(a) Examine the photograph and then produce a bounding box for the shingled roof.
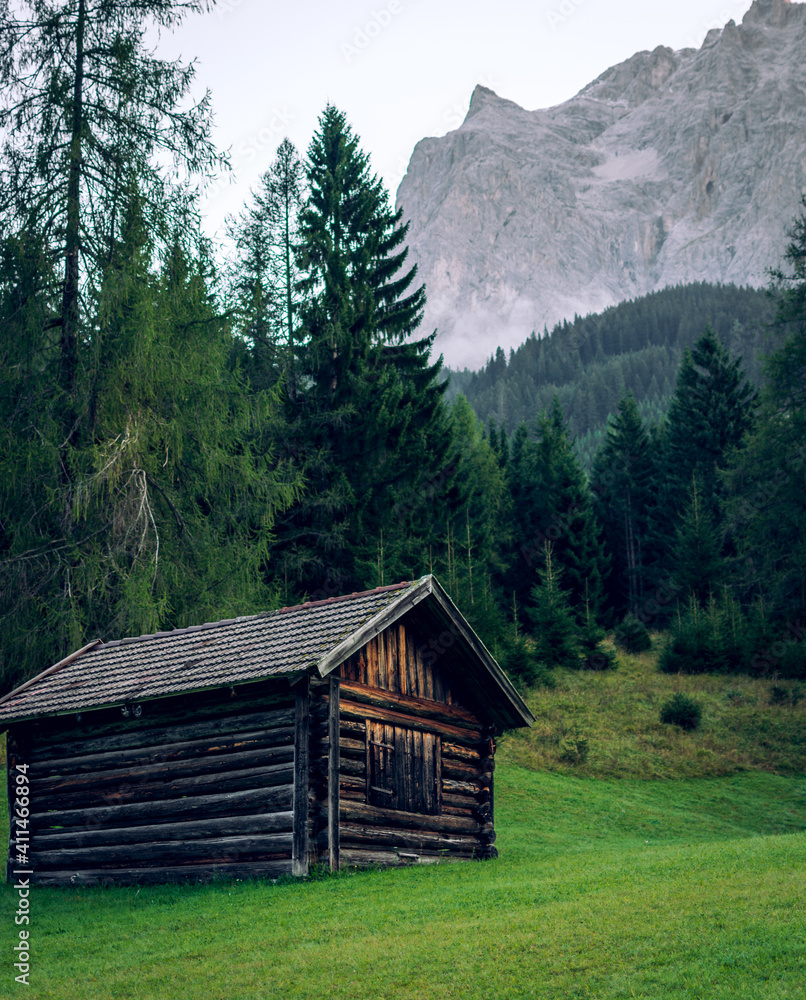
[0,576,534,728]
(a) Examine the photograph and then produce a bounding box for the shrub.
[660,692,702,731]
[658,596,735,674]
[498,631,555,689]
[614,614,652,654]
[770,684,790,705]
[576,619,618,671]
[770,683,804,706]
[559,734,589,764]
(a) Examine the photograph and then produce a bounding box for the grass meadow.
[1,646,805,999]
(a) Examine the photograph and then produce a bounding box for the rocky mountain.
[396,0,806,369]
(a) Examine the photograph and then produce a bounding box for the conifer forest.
[1,0,805,697]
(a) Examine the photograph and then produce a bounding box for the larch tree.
[0,0,219,410]
[0,4,301,691]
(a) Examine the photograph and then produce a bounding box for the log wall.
[12,685,298,886]
[332,620,497,868]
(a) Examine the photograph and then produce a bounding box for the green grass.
[500,640,806,778]
[2,766,805,999]
[2,648,805,999]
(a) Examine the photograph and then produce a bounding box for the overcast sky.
[157,0,757,241]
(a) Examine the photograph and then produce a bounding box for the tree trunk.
[60,0,86,407]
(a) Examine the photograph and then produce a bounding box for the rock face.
[396,0,806,368]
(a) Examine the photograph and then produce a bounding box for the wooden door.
[367,721,440,815]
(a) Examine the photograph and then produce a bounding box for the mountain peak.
[464,84,524,124]
[742,0,795,25]
[397,3,806,368]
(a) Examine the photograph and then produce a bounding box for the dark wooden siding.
[339,622,463,705]
[13,685,297,886]
[334,618,497,868]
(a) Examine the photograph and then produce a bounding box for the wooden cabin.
[1,575,533,886]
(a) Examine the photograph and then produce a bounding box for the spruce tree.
[723,199,806,619]
[656,325,755,555]
[591,390,657,618]
[526,543,581,669]
[274,106,450,597]
[671,474,726,605]
[227,138,304,385]
[507,399,608,622]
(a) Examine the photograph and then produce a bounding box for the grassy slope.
[1,650,805,999]
[499,641,806,779]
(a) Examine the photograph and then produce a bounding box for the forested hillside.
[449,283,773,468]
[0,1,804,700]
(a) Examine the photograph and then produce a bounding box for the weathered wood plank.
[339,848,474,868]
[441,804,476,818]
[33,832,295,869]
[442,742,483,764]
[31,708,295,762]
[293,680,310,877]
[31,763,295,812]
[29,680,294,742]
[338,681,480,727]
[442,778,479,796]
[442,791,479,809]
[394,624,406,696]
[337,770,363,790]
[339,800,479,835]
[442,759,482,782]
[339,757,366,778]
[31,745,295,798]
[327,675,340,872]
[28,859,295,887]
[339,698,481,744]
[32,810,295,851]
[31,784,293,834]
[338,822,478,852]
[32,727,295,778]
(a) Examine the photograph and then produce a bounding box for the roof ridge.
[88,580,419,651]
[276,579,413,615]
